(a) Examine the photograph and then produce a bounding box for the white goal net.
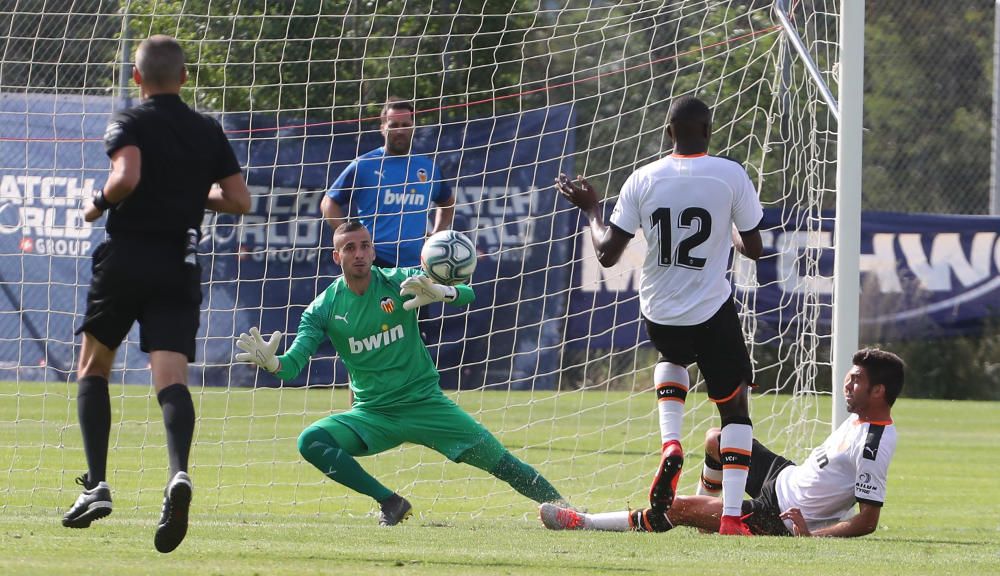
[1,0,840,520]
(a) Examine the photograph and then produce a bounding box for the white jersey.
[609,154,763,325]
[775,414,897,533]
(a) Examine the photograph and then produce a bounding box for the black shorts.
[643,298,754,401]
[740,439,795,536]
[76,238,202,361]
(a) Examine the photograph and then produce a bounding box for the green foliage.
[0,0,119,93]
[125,0,553,123]
[877,320,1000,401]
[864,2,993,214]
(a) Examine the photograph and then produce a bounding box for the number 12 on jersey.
[650,207,712,269]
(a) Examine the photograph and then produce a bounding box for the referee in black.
[62,35,250,554]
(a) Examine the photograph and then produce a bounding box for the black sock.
[157,384,195,477]
[78,376,111,485]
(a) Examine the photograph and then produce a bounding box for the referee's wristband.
[92,189,116,211]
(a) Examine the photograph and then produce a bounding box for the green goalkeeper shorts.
[310,392,506,467]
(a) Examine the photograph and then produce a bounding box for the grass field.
[1,381,998,575]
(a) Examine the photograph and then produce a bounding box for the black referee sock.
[157,384,195,477]
[78,375,111,485]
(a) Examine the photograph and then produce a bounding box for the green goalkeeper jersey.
[275,266,474,408]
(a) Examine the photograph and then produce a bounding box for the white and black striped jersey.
[609,153,763,326]
[775,414,897,533]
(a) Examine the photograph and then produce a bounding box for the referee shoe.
[154,471,193,553]
[62,474,113,528]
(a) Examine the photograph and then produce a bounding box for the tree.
[864,2,992,214]
[0,0,120,94]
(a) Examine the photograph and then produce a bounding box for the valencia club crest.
[417,168,428,183]
[380,297,395,314]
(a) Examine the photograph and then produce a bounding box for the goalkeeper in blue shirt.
[235,221,566,525]
[320,98,455,267]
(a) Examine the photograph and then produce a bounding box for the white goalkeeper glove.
[235,327,282,373]
[399,275,457,311]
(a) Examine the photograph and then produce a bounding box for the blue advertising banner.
[566,208,1000,349]
[4,93,997,388]
[0,93,575,388]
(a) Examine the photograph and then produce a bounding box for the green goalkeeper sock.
[297,426,393,503]
[488,452,563,504]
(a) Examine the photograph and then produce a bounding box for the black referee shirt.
[102,93,242,239]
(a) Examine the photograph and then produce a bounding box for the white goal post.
[0,1,853,519]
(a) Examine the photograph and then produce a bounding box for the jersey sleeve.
[211,119,242,181]
[275,292,333,381]
[854,425,895,507]
[327,161,358,206]
[431,162,454,203]
[609,172,640,237]
[103,111,138,157]
[731,168,764,233]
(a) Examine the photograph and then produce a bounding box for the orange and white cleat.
[718,514,753,536]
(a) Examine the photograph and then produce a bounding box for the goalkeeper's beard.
[342,257,372,282]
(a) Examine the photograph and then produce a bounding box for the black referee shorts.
[76,238,202,361]
[643,298,754,402]
[740,439,795,536]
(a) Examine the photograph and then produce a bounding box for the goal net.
[1,1,839,521]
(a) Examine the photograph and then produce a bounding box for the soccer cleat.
[378,493,413,526]
[539,502,587,530]
[648,440,684,512]
[154,471,193,553]
[62,474,113,528]
[719,514,753,536]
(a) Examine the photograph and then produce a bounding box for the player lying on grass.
[236,220,568,525]
[540,348,903,537]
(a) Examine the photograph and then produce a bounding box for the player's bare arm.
[781,502,882,538]
[85,146,140,222]
[320,195,347,231]
[731,225,763,261]
[430,194,456,235]
[206,173,251,214]
[554,173,631,267]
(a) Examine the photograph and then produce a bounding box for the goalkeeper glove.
[235,327,282,373]
[399,275,457,311]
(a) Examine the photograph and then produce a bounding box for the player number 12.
[650,207,712,269]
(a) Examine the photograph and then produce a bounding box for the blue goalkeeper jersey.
[327,147,453,267]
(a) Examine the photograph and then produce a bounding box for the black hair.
[334,220,369,238]
[381,97,415,121]
[667,95,711,142]
[853,348,905,406]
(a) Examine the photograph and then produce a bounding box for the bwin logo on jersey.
[348,324,404,354]
[383,189,426,206]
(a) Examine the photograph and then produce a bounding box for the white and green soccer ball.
[420,230,477,286]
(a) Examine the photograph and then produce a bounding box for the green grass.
[1,381,998,575]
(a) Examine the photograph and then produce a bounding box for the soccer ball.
[420,230,477,286]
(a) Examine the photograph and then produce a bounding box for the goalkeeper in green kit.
[235,221,567,525]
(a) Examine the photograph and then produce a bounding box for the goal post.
[831,0,865,428]
[0,1,850,519]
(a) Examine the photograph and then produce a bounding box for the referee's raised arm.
[67,34,248,555]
